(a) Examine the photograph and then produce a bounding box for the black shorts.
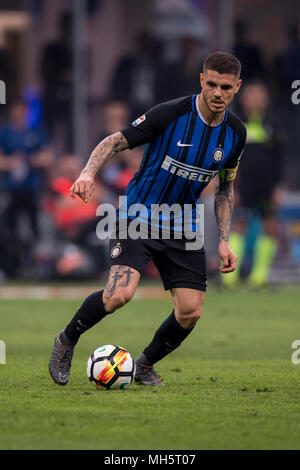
[109,235,207,292]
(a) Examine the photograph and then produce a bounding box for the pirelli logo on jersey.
[161,155,218,182]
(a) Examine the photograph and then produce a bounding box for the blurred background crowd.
[0,0,299,285]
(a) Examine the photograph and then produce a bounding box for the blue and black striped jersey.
[122,95,246,208]
[120,94,246,232]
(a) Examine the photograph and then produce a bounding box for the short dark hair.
[203,51,241,77]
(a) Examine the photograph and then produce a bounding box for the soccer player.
[49,52,246,386]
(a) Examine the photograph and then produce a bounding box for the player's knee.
[187,307,203,326]
[176,304,203,329]
[175,292,205,316]
[103,288,134,313]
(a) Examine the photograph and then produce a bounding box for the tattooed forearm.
[104,265,135,297]
[214,177,234,242]
[123,267,135,286]
[81,132,129,177]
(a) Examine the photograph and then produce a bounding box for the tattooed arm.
[215,175,234,242]
[214,175,237,273]
[70,131,129,202]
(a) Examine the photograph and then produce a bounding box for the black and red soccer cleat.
[135,362,165,386]
[48,331,76,385]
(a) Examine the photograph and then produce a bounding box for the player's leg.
[135,288,205,386]
[64,265,140,342]
[171,287,206,329]
[135,239,207,386]
[48,265,140,385]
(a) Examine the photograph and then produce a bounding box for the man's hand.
[218,240,237,273]
[68,131,129,203]
[70,172,95,203]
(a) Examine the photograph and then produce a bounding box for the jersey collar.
[195,94,227,127]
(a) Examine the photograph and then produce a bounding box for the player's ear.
[200,73,203,86]
[235,79,242,94]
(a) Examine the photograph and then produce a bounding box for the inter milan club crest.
[111,244,122,258]
[212,147,224,162]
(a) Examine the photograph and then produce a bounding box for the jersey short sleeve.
[219,122,247,183]
[226,124,247,169]
[121,96,192,149]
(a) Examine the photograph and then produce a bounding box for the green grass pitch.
[1,286,300,450]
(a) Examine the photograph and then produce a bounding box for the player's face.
[200,69,242,114]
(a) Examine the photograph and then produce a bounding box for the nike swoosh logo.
[177,140,194,147]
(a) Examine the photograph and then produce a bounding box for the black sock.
[64,290,110,343]
[140,310,194,365]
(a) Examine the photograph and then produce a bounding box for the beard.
[202,91,232,114]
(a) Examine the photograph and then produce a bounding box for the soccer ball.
[87,345,135,390]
